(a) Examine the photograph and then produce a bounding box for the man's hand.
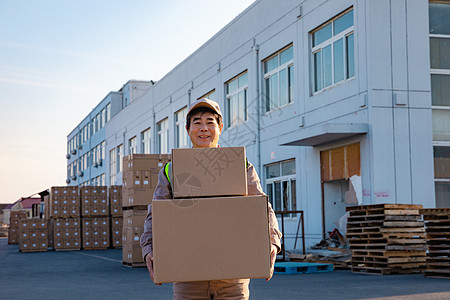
[266,244,278,281]
[145,254,162,285]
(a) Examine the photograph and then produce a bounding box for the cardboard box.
[152,195,270,283]
[123,209,147,228]
[171,147,247,198]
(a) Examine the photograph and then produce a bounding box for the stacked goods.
[152,147,271,284]
[81,186,108,217]
[122,210,147,266]
[19,219,48,252]
[82,217,110,250]
[111,217,123,248]
[8,211,27,244]
[80,186,109,249]
[122,154,171,267]
[53,218,81,250]
[109,186,123,216]
[122,154,171,207]
[347,204,426,275]
[421,208,450,279]
[109,186,123,248]
[49,186,81,251]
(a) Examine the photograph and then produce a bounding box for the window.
[264,45,294,112]
[117,144,123,172]
[198,90,216,101]
[141,128,151,154]
[265,160,296,217]
[312,8,354,93]
[101,174,105,186]
[129,136,137,155]
[123,97,129,109]
[175,108,189,148]
[226,72,248,127]
[110,148,117,185]
[101,108,106,128]
[101,141,105,162]
[158,118,169,154]
[106,103,111,122]
[430,1,450,207]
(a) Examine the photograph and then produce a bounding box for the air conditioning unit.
[66,154,71,159]
[78,144,83,150]
[71,175,77,180]
[66,179,71,184]
[78,171,84,177]
[94,162,98,168]
[71,149,77,155]
[98,159,103,166]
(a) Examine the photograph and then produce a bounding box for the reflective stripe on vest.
[164,158,248,183]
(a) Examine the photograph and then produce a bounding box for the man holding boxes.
[140,98,282,299]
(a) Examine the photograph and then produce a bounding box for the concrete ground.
[1,238,449,300]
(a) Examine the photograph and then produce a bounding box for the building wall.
[72,0,437,248]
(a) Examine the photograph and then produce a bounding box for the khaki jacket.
[140,161,282,260]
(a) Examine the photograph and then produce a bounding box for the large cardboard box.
[171,147,247,198]
[152,195,270,283]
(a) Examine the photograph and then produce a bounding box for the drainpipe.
[253,41,262,175]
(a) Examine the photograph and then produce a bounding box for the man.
[140,98,282,299]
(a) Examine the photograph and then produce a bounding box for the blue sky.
[0,0,255,203]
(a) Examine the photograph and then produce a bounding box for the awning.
[279,123,369,146]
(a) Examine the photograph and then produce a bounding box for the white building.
[67,0,449,248]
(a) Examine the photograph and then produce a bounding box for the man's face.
[186,111,223,148]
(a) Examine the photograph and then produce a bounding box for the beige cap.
[188,98,222,117]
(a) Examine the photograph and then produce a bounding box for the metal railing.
[274,210,306,261]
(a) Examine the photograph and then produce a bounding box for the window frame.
[141,128,151,154]
[175,107,188,148]
[263,44,294,112]
[110,148,117,185]
[264,159,297,218]
[311,8,355,94]
[225,71,248,128]
[157,118,169,154]
[128,136,137,155]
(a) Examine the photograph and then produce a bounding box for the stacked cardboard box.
[80,186,110,249]
[122,210,147,265]
[152,147,271,283]
[109,186,123,248]
[109,186,123,216]
[122,154,171,207]
[82,217,110,250]
[121,154,171,267]
[53,218,81,250]
[111,217,123,248]
[19,219,48,252]
[8,211,28,244]
[81,186,108,217]
[49,186,81,251]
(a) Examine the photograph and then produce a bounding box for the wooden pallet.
[348,204,426,275]
[122,261,146,268]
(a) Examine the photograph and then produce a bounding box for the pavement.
[1,238,450,300]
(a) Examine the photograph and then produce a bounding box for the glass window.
[117,144,123,172]
[129,136,137,155]
[429,2,450,35]
[434,146,450,178]
[432,109,450,142]
[226,71,248,127]
[110,148,116,185]
[106,103,111,122]
[158,118,169,154]
[101,109,106,128]
[199,90,216,101]
[430,38,450,70]
[431,74,450,106]
[141,128,151,154]
[265,159,297,217]
[175,108,188,148]
[435,182,450,208]
[264,45,294,112]
[311,8,355,93]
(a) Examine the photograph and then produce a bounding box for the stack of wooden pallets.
[347,204,426,275]
[421,208,450,279]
